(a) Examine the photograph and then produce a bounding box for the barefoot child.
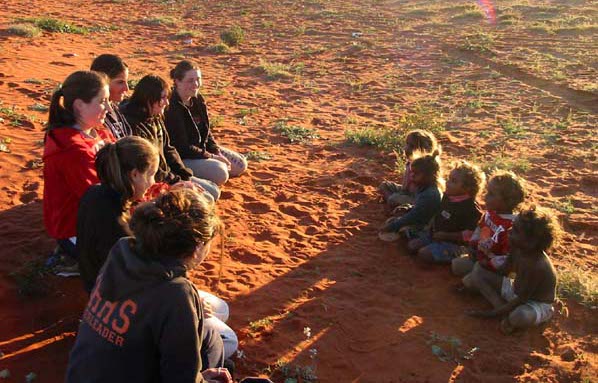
[379,150,442,240]
[467,207,559,334]
[407,161,484,264]
[378,129,441,208]
[452,171,526,277]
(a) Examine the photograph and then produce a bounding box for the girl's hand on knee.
[202,367,233,383]
[201,297,214,318]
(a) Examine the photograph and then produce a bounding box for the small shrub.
[174,30,201,39]
[140,16,178,27]
[397,105,446,136]
[30,18,88,34]
[257,60,293,80]
[220,25,244,46]
[475,153,531,174]
[461,31,495,53]
[275,120,319,143]
[345,126,405,152]
[210,43,231,54]
[7,23,42,37]
[10,259,51,297]
[553,198,575,214]
[558,268,597,308]
[28,103,49,112]
[245,151,271,162]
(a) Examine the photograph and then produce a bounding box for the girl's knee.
[210,162,230,186]
[229,155,247,177]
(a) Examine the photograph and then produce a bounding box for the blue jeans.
[416,232,463,263]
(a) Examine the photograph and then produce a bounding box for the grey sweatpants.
[184,147,248,186]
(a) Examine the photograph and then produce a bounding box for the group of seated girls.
[378,129,560,335]
[42,54,252,383]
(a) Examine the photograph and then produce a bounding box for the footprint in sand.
[251,171,276,181]
[243,201,271,214]
[230,248,263,264]
[278,203,311,218]
[50,61,76,67]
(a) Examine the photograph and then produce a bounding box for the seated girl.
[120,74,220,201]
[452,171,526,278]
[378,129,440,208]
[407,160,484,264]
[77,136,238,359]
[43,71,114,266]
[165,60,247,186]
[467,207,559,334]
[379,150,443,241]
[90,54,132,139]
[66,189,234,383]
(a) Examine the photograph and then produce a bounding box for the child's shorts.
[501,278,554,325]
[415,231,465,263]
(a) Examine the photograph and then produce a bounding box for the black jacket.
[121,101,193,184]
[66,238,207,383]
[77,184,130,292]
[164,91,219,160]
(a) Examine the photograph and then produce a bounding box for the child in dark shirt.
[467,207,559,334]
[452,171,526,278]
[378,129,441,208]
[379,150,443,241]
[407,161,484,264]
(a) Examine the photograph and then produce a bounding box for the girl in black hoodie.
[67,189,233,383]
[165,61,247,186]
[121,74,220,201]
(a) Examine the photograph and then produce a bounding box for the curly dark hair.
[515,205,561,252]
[451,160,486,198]
[488,171,526,211]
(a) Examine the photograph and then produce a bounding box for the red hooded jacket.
[43,127,114,239]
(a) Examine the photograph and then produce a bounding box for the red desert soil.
[0,0,596,382]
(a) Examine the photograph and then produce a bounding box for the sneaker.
[51,255,80,277]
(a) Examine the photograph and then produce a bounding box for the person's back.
[67,238,204,383]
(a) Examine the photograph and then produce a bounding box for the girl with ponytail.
[43,71,115,264]
[77,135,159,292]
[379,150,443,241]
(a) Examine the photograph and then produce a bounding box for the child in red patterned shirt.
[452,171,526,280]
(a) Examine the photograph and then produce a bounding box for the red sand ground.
[0,0,596,382]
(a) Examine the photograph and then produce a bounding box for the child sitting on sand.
[467,206,559,334]
[407,161,484,264]
[452,171,526,278]
[378,129,441,208]
[379,150,443,240]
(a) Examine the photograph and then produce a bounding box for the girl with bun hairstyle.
[165,60,247,186]
[43,71,114,262]
[67,189,234,383]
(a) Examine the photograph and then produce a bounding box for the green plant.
[0,137,12,153]
[475,153,531,174]
[427,332,478,363]
[245,151,271,162]
[553,197,575,214]
[0,105,30,127]
[275,121,320,143]
[210,43,231,54]
[140,16,178,27]
[10,259,51,297]
[174,30,201,39]
[220,25,244,46]
[7,23,42,37]
[558,268,597,308]
[257,60,294,80]
[500,117,527,139]
[26,18,89,34]
[345,126,404,152]
[461,31,495,53]
[397,105,446,135]
[248,317,274,332]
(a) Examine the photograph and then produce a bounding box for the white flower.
[303,327,311,338]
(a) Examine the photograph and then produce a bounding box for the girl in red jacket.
[43,71,115,267]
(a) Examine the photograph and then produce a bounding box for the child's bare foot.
[500,318,515,335]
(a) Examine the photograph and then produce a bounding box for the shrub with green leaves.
[210,43,231,54]
[30,18,88,34]
[220,25,244,46]
[275,121,319,143]
[7,23,42,37]
[345,126,404,152]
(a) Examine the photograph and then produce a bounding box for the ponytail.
[95,136,159,212]
[47,71,108,131]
